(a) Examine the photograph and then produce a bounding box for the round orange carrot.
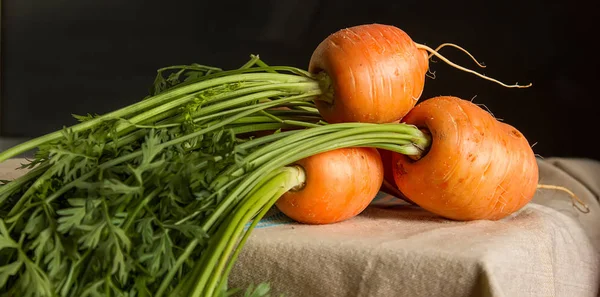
[308,23,530,125]
[309,24,429,124]
[275,147,384,224]
[391,96,539,221]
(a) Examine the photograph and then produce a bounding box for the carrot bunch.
[0,23,589,297]
[274,23,588,224]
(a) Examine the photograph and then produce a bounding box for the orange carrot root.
[537,184,590,214]
[415,43,532,88]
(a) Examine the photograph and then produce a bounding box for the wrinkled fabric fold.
[1,157,599,297]
[228,157,600,297]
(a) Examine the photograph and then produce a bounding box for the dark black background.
[1,0,598,160]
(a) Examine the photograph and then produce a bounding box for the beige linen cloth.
[230,157,600,297]
[1,157,599,297]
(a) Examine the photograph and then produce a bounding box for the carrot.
[390,96,539,221]
[308,23,531,124]
[275,146,384,224]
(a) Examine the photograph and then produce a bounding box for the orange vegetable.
[275,147,384,224]
[309,24,429,124]
[308,23,530,125]
[390,96,539,221]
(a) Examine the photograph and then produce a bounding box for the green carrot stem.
[242,123,426,165]
[190,97,313,125]
[213,132,416,189]
[118,81,320,135]
[155,238,200,297]
[183,133,428,296]
[266,108,321,117]
[131,81,274,128]
[228,123,299,135]
[192,166,305,297]
[0,72,318,163]
[239,55,261,69]
[230,115,322,125]
[155,64,222,74]
[214,183,280,294]
[214,167,303,296]
[158,94,319,150]
[212,123,426,188]
[235,130,299,151]
[114,92,197,133]
[249,133,419,169]
[203,126,429,232]
[160,65,316,87]
[101,88,321,157]
[168,168,288,296]
[253,57,277,74]
[190,84,319,120]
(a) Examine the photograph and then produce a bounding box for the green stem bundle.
[0,62,322,163]
[179,124,429,297]
[0,55,432,297]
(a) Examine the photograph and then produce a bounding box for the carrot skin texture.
[391,96,539,221]
[275,147,384,224]
[308,23,429,124]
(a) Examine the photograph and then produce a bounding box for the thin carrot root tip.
[416,43,532,88]
[426,69,437,79]
[537,184,590,214]
[429,43,487,68]
[475,103,496,118]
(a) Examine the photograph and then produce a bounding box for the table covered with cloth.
[1,157,599,297]
[229,157,600,297]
